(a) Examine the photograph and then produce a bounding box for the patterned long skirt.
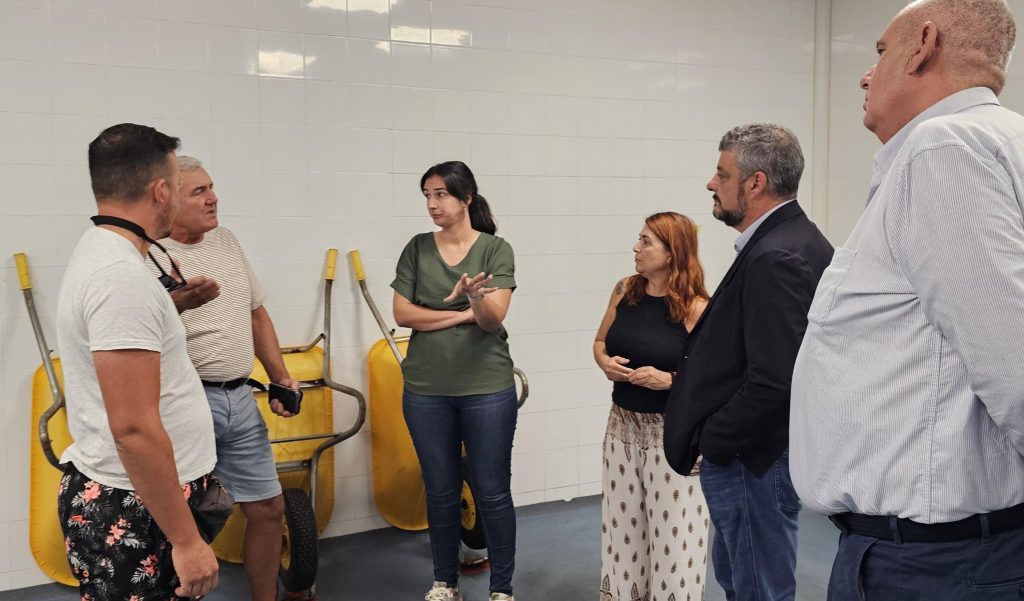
[599,405,709,601]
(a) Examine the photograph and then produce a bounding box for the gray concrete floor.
[1,496,838,600]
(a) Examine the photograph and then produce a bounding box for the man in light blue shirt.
[791,0,1024,599]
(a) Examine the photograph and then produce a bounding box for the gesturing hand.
[170,275,220,313]
[444,272,498,303]
[599,355,633,382]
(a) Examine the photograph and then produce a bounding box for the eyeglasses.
[148,250,187,292]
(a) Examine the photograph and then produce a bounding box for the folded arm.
[393,291,475,332]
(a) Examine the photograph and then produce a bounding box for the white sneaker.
[424,581,463,601]
[489,594,514,601]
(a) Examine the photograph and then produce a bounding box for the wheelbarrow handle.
[514,367,529,408]
[14,253,65,470]
[347,249,366,282]
[15,252,32,290]
[39,404,64,469]
[324,248,338,281]
[348,248,404,363]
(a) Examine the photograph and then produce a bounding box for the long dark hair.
[420,161,497,234]
[622,212,708,324]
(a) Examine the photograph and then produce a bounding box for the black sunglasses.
[148,250,187,292]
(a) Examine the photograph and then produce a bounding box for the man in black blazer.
[664,124,833,601]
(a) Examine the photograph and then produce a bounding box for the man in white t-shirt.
[151,156,299,601]
[55,123,220,600]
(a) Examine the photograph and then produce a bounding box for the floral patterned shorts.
[57,463,219,601]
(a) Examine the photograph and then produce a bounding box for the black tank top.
[604,293,689,414]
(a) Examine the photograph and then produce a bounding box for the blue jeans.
[403,386,518,595]
[700,451,801,601]
[827,526,1024,600]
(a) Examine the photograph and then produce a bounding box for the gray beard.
[713,190,747,227]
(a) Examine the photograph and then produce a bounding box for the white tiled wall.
[827,0,897,244]
[0,0,817,590]
[827,0,1024,246]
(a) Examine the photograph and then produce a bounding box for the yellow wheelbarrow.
[16,249,366,596]
[346,249,528,568]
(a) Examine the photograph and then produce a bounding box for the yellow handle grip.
[14,253,32,290]
[347,249,366,282]
[324,248,338,281]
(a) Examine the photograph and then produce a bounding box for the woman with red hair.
[593,212,711,601]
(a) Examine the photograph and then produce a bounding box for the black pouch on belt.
[191,478,235,543]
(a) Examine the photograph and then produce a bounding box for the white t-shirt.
[56,227,216,489]
[152,227,267,380]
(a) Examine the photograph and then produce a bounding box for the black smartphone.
[269,383,303,415]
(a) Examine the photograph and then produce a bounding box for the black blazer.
[664,201,833,477]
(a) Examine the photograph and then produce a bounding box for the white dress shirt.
[791,87,1024,523]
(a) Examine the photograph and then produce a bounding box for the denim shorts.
[205,383,282,503]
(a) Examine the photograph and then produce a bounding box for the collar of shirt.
[868,87,1000,203]
[733,198,796,254]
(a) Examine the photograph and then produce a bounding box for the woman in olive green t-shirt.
[391,161,519,601]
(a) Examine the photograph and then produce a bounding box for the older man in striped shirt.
[791,0,1024,599]
[151,156,300,601]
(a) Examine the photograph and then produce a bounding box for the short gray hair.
[176,155,204,172]
[718,124,804,199]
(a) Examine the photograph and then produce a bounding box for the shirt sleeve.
[221,228,265,310]
[895,142,1024,455]
[82,262,166,353]
[391,236,419,302]
[488,238,516,291]
[244,254,266,310]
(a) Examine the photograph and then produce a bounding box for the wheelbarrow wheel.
[280,487,319,593]
[460,457,487,550]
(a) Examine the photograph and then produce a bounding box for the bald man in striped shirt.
[791,1,1024,599]
[152,156,300,601]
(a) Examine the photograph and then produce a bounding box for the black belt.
[829,502,1024,543]
[200,378,266,392]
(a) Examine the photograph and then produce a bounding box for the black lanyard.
[90,215,187,291]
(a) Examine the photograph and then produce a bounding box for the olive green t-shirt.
[391,232,516,396]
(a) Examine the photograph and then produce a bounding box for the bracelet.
[468,295,484,302]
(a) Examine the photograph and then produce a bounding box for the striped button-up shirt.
[791,87,1024,523]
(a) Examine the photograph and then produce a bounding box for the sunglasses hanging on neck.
[90,215,187,292]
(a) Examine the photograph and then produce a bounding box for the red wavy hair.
[622,212,708,324]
